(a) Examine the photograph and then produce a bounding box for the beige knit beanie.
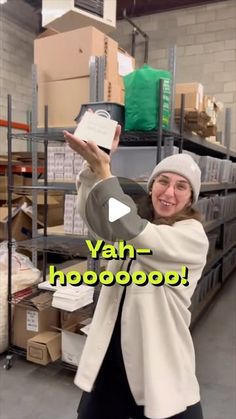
[147,154,201,204]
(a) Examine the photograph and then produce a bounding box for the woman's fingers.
[63,130,88,157]
[86,140,99,152]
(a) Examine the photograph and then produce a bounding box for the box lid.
[30,292,53,311]
[28,331,61,361]
[37,28,59,39]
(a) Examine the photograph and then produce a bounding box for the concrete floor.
[0,273,235,419]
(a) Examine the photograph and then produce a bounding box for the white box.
[54,173,64,179]
[61,327,86,366]
[64,172,75,180]
[53,146,65,153]
[42,0,116,34]
[74,111,118,151]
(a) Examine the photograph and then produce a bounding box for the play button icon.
[85,176,148,242]
[108,198,131,222]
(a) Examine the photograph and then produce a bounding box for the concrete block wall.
[0,1,37,155]
[113,0,236,150]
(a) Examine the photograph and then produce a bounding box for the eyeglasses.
[154,177,192,195]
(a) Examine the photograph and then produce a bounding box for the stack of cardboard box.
[175,82,204,112]
[175,82,223,140]
[35,26,135,128]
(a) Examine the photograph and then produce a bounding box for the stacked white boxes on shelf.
[197,194,236,222]
[199,156,236,183]
[64,194,88,236]
[48,145,84,181]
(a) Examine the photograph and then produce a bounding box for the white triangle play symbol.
[108,198,131,222]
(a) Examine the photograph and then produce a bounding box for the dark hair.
[134,194,202,226]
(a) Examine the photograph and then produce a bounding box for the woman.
[63,125,209,419]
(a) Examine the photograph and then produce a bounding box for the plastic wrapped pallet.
[0,242,41,353]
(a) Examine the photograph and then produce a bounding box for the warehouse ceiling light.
[0,0,8,4]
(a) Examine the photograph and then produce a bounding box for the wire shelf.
[10,286,50,308]
[9,127,236,160]
[10,286,37,305]
[15,235,90,257]
[10,130,73,142]
[10,185,76,192]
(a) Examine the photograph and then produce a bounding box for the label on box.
[27,310,38,332]
[74,111,118,150]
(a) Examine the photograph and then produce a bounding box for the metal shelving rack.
[5,51,236,367]
[5,58,106,368]
[119,96,236,326]
[117,49,236,325]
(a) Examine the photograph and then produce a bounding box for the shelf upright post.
[89,56,97,102]
[164,45,177,158]
[89,55,105,102]
[224,107,231,161]
[31,64,38,267]
[220,108,232,283]
[223,108,232,197]
[179,93,185,153]
[86,56,106,278]
[156,79,164,164]
[7,94,13,348]
[43,105,48,235]
[26,110,32,153]
[97,56,105,102]
[42,105,49,281]
[168,45,176,132]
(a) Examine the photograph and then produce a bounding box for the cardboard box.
[0,207,9,241]
[60,305,93,329]
[23,177,33,186]
[38,77,123,127]
[176,82,204,98]
[0,174,23,192]
[27,331,61,365]
[21,195,64,227]
[175,92,201,111]
[61,324,87,366]
[34,26,118,83]
[13,292,60,349]
[0,174,23,204]
[0,206,44,242]
[0,195,63,242]
[176,83,204,111]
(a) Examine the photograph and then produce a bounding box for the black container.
[74,102,125,130]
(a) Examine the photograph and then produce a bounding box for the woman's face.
[151,172,192,218]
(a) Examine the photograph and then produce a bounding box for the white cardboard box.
[61,326,87,366]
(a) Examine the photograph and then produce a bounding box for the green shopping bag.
[124,64,172,131]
